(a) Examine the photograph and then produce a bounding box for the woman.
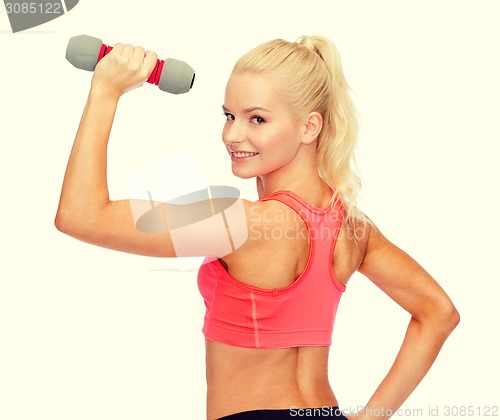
[55,35,460,419]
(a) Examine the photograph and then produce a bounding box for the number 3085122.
[5,3,62,14]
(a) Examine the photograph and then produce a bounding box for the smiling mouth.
[231,151,259,158]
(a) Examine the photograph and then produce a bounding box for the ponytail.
[297,36,363,223]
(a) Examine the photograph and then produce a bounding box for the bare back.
[205,194,370,419]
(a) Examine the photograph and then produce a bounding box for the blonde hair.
[233,35,366,224]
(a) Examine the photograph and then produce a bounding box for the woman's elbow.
[54,210,70,234]
[447,303,461,332]
[54,208,88,238]
[430,298,460,336]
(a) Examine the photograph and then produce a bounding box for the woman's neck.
[257,162,331,206]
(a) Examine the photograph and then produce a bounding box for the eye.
[223,112,235,121]
[250,115,265,125]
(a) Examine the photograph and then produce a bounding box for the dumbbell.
[65,34,195,94]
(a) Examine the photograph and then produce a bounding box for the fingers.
[112,42,124,54]
[113,42,157,77]
[93,42,158,97]
[143,50,158,74]
[122,43,135,60]
[132,45,145,62]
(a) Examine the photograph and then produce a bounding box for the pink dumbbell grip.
[97,44,165,86]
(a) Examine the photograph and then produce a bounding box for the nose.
[222,120,245,147]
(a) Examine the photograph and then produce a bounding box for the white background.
[1,1,499,419]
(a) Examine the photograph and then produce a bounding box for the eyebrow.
[222,105,272,114]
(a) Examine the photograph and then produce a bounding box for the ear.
[301,112,323,145]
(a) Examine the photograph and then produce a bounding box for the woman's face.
[222,72,305,179]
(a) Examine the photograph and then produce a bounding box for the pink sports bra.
[197,189,346,349]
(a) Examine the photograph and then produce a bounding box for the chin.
[231,170,256,179]
[231,165,259,179]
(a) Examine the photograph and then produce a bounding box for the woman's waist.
[205,339,338,419]
[207,382,339,420]
[205,338,332,380]
[207,375,338,404]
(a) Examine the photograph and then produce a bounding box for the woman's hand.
[91,43,158,99]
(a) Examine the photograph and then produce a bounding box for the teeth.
[233,152,258,158]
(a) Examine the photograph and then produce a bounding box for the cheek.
[262,128,299,157]
[259,127,287,148]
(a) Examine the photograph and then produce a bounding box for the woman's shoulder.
[336,207,373,270]
[240,197,306,240]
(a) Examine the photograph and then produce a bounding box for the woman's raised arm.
[55,43,249,258]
